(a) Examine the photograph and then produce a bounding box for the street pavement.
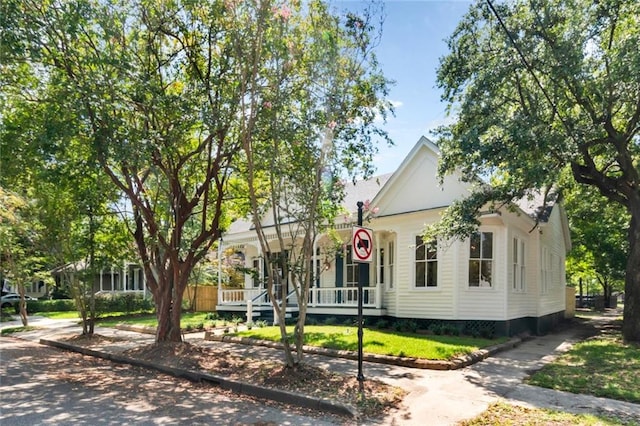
[2,312,639,425]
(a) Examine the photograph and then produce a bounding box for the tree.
[433,0,640,341]
[564,178,627,307]
[1,50,128,335]
[0,189,48,325]
[1,0,273,342]
[239,1,392,367]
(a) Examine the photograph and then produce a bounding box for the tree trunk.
[623,212,640,343]
[155,280,183,343]
[18,285,28,326]
[152,262,192,343]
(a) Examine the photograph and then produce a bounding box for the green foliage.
[323,316,338,325]
[204,312,218,321]
[433,0,640,342]
[94,294,154,316]
[528,333,640,404]
[564,175,628,296]
[28,299,76,313]
[392,319,418,333]
[463,401,630,426]
[373,319,389,330]
[428,323,444,336]
[1,326,37,336]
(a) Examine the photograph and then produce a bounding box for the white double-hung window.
[415,236,437,288]
[512,237,526,292]
[469,232,493,287]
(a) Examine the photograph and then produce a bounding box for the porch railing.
[310,287,377,307]
[219,288,267,305]
[218,286,378,308]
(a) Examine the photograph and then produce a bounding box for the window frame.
[414,235,438,289]
[387,240,395,291]
[468,231,493,288]
[512,237,526,293]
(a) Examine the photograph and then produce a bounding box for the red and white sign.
[352,226,373,263]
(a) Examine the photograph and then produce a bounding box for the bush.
[374,319,389,330]
[479,325,495,339]
[94,294,154,314]
[442,324,461,336]
[323,316,338,325]
[394,319,418,333]
[204,312,218,320]
[428,323,444,335]
[255,320,268,328]
[28,299,76,313]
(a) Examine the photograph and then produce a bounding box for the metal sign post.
[354,201,372,383]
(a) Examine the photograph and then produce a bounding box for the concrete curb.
[204,332,524,370]
[39,338,358,419]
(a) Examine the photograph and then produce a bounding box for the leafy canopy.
[432,0,640,238]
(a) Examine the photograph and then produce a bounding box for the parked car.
[0,293,37,313]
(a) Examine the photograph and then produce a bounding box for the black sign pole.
[356,201,365,382]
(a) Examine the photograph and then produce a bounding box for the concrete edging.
[204,332,524,370]
[39,338,357,418]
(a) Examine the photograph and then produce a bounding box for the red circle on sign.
[354,228,372,260]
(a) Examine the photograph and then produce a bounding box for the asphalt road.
[0,337,347,426]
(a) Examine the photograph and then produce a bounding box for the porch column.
[217,236,223,305]
[123,260,128,292]
[375,231,382,309]
[312,235,319,308]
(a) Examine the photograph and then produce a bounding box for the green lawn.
[461,401,633,426]
[236,325,506,360]
[96,312,230,329]
[528,332,640,404]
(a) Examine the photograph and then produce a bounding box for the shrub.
[374,319,389,330]
[428,323,444,335]
[479,325,495,339]
[28,299,76,313]
[442,324,461,336]
[323,316,338,325]
[204,312,218,320]
[394,319,418,333]
[256,320,268,328]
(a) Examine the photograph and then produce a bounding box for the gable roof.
[369,136,470,217]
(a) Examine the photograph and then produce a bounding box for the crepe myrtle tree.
[1,0,287,342]
[430,0,640,342]
[240,1,393,368]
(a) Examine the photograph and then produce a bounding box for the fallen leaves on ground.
[64,335,405,419]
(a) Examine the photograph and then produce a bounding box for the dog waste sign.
[352,226,373,263]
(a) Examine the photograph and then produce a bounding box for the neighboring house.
[1,278,48,299]
[51,261,148,297]
[218,136,572,336]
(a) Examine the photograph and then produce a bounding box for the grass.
[527,331,640,403]
[460,401,635,426]
[96,312,232,330]
[1,326,38,335]
[37,311,83,319]
[235,325,507,360]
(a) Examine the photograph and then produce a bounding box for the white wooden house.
[217,137,571,336]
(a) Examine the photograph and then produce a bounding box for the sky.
[340,0,473,175]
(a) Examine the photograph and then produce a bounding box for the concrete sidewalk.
[3,314,640,425]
